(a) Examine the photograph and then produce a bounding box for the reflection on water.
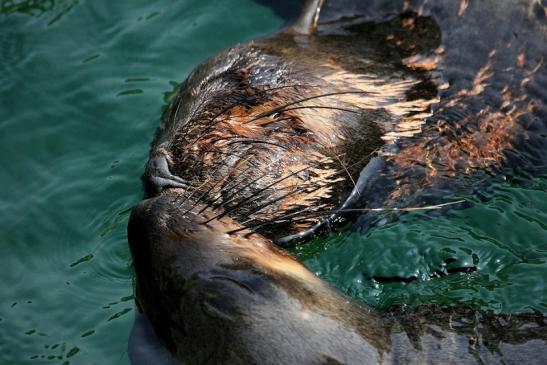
[0,0,545,364]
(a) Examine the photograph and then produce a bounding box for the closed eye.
[207,275,256,295]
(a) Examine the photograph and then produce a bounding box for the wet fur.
[148,1,546,240]
[130,0,547,364]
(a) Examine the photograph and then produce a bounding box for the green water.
[0,1,545,364]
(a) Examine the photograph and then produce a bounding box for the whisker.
[189,84,314,144]
[281,105,361,114]
[176,146,258,186]
[184,153,260,214]
[179,96,211,138]
[236,185,323,227]
[225,138,286,149]
[196,146,379,219]
[173,94,186,128]
[235,184,313,221]
[175,178,211,208]
[202,148,255,162]
[198,167,272,215]
[224,200,467,234]
[203,165,317,223]
[254,116,295,127]
[243,90,369,124]
[202,149,370,223]
[182,162,229,214]
[166,94,180,128]
[197,166,267,213]
[332,150,356,189]
[206,159,261,198]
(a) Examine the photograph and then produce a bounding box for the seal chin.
[128,310,182,365]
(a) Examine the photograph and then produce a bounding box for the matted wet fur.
[129,0,547,364]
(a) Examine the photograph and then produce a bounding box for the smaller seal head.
[128,195,387,365]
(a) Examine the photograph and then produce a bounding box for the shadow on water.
[254,0,305,24]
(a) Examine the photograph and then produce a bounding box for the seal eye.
[293,126,308,135]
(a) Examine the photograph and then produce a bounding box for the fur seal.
[128,0,547,364]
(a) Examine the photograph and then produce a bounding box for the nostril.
[142,154,189,198]
[148,154,169,172]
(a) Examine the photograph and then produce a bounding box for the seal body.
[129,0,547,364]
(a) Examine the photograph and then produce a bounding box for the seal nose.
[142,154,189,197]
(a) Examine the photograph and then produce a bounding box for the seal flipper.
[288,0,325,34]
[129,310,182,365]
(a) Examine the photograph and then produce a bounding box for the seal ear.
[288,0,325,34]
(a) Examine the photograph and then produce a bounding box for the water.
[0,1,545,364]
